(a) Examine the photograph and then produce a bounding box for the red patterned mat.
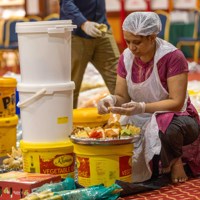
[123,178,200,200]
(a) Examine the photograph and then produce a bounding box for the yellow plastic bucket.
[20,140,75,179]
[73,143,133,187]
[73,107,110,127]
[0,115,18,156]
[0,77,17,118]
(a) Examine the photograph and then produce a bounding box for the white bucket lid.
[16,20,77,33]
[17,81,75,92]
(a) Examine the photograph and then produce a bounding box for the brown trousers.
[71,30,120,108]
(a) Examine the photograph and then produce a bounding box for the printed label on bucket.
[0,88,16,118]
[57,116,68,124]
[23,152,75,179]
[76,155,132,187]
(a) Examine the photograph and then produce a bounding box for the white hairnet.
[122,12,162,36]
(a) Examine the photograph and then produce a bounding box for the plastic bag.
[21,179,122,200]
[35,177,76,193]
[49,184,122,200]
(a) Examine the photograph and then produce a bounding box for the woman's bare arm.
[114,75,131,106]
[145,73,188,113]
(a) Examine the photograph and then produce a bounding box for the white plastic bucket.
[17,82,75,142]
[16,20,76,84]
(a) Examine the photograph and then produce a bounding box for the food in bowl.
[72,123,140,139]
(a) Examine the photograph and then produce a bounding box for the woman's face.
[123,31,156,57]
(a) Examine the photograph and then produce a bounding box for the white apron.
[120,38,186,182]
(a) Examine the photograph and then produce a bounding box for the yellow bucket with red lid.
[0,114,18,156]
[73,107,110,128]
[0,77,17,118]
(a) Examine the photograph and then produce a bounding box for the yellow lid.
[20,140,73,150]
[73,107,110,124]
[0,115,18,126]
[0,77,17,87]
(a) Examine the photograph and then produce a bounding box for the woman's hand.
[109,101,145,115]
[97,95,117,114]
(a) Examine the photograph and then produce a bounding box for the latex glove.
[81,21,102,38]
[97,95,117,114]
[109,101,145,116]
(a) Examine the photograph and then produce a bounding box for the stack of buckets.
[16,20,76,178]
[0,77,18,157]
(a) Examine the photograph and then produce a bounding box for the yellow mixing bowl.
[73,107,110,127]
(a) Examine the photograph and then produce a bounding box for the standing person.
[59,0,120,108]
[98,12,200,183]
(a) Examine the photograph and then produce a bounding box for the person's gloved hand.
[81,21,102,38]
[97,95,117,114]
[109,101,145,116]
